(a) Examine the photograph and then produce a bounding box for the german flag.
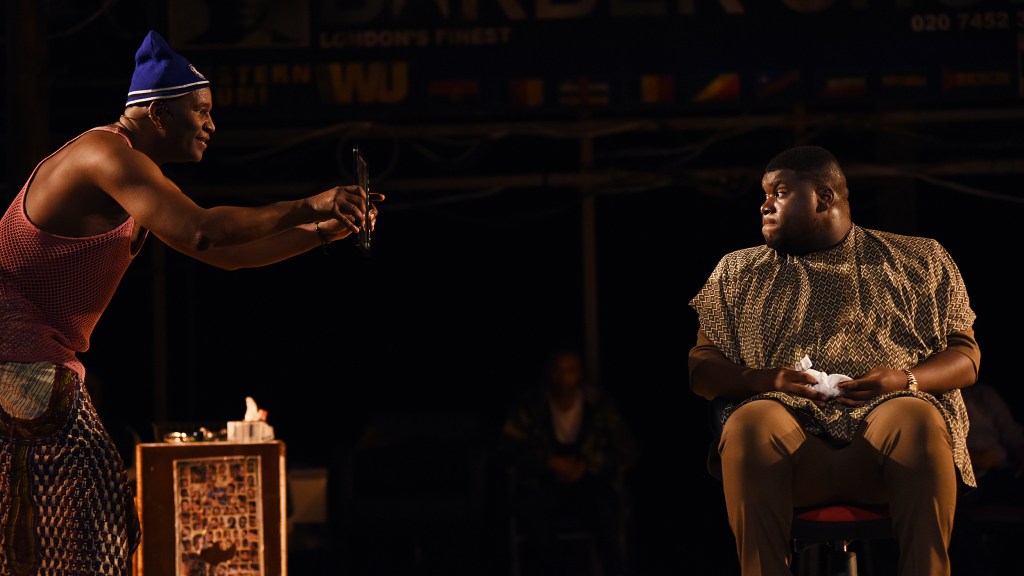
[509,78,544,107]
[640,74,674,104]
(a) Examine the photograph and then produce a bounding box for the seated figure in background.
[952,381,1024,575]
[498,345,639,576]
[961,381,1024,488]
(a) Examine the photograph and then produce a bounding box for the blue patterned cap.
[125,30,209,107]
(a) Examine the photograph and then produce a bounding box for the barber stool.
[791,503,893,576]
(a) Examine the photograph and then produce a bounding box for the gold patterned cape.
[690,224,977,487]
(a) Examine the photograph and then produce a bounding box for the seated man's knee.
[866,396,950,446]
[720,400,804,459]
[864,398,956,478]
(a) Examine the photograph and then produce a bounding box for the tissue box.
[227,420,275,443]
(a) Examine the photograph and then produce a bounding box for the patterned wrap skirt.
[0,361,141,575]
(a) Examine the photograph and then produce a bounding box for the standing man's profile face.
[760,169,827,255]
[157,88,216,163]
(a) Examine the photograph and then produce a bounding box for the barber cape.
[690,224,977,487]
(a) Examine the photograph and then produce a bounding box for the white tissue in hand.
[795,355,852,398]
[804,368,852,398]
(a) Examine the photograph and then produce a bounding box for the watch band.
[903,369,919,392]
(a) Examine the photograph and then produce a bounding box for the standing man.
[689,145,979,575]
[0,30,381,574]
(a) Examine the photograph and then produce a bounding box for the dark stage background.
[2,1,1023,575]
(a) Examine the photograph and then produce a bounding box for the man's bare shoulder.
[69,127,137,162]
[57,127,167,191]
[26,127,148,234]
[34,128,138,187]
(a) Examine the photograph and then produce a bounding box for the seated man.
[689,145,980,576]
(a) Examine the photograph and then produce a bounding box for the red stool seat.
[792,504,893,576]
[796,504,888,522]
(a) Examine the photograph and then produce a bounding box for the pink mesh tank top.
[0,126,147,380]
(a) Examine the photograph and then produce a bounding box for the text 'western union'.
[209,62,410,107]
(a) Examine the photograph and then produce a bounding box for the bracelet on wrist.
[314,221,330,254]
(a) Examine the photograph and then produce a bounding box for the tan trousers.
[719,397,957,576]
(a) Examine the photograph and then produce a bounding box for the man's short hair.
[765,145,848,198]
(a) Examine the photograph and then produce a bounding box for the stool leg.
[796,544,823,576]
[826,541,857,576]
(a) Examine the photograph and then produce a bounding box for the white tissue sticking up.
[228,396,274,442]
[244,396,261,421]
[795,355,852,398]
